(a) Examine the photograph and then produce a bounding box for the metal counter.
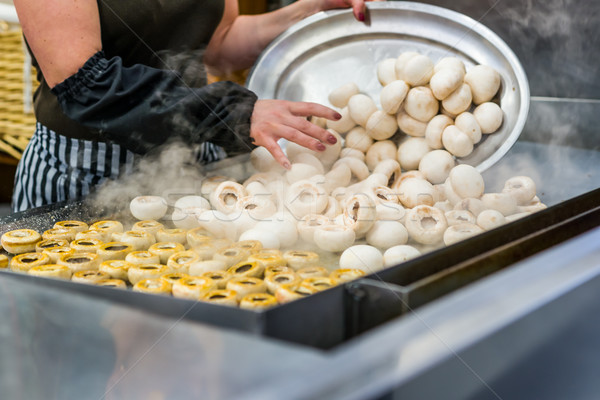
[0,97,599,399]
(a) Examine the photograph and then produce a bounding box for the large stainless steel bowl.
[246,1,530,172]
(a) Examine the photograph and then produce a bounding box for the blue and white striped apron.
[12,123,226,212]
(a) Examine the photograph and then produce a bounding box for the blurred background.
[0,0,598,217]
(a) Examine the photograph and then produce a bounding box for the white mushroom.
[200,176,231,199]
[284,179,328,219]
[332,157,370,182]
[442,125,474,157]
[433,200,454,213]
[443,177,462,206]
[391,170,426,191]
[473,102,503,134]
[502,176,537,205]
[245,181,273,202]
[340,148,365,161]
[405,205,448,245]
[433,57,466,75]
[254,212,298,248]
[171,207,205,230]
[347,94,378,127]
[244,172,281,189]
[328,82,360,109]
[344,126,373,153]
[376,58,398,86]
[443,223,484,246]
[453,197,486,217]
[366,220,409,249]
[404,86,439,122]
[397,109,428,137]
[188,259,228,275]
[369,185,400,205]
[322,196,343,219]
[171,195,212,229]
[425,114,454,149]
[383,245,421,267]
[454,112,482,144]
[342,194,377,239]
[445,209,476,226]
[239,228,281,250]
[366,110,398,140]
[476,209,506,230]
[373,159,402,187]
[464,65,501,105]
[518,196,547,213]
[380,80,409,114]
[397,137,431,171]
[326,106,356,134]
[430,68,464,100]
[394,51,420,80]
[210,181,247,214]
[375,202,406,223]
[339,245,384,273]
[130,196,168,221]
[365,140,397,171]
[289,153,325,174]
[197,209,238,242]
[441,83,473,115]
[236,195,277,222]
[250,146,284,173]
[397,178,436,208]
[433,183,447,202]
[402,54,434,86]
[285,140,314,161]
[174,195,210,211]
[297,214,331,244]
[448,164,485,199]
[418,149,456,185]
[285,162,321,184]
[324,163,352,193]
[313,224,356,253]
[481,193,518,216]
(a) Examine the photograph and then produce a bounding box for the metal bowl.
[246,1,530,172]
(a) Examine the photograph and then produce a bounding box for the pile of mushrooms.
[128,51,546,275]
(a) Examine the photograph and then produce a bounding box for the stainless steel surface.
[1,216,599,400]
[246,2,530,173]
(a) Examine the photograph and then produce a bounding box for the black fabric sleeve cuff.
[52,51,257,155]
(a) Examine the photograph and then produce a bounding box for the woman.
[11,0,381,212]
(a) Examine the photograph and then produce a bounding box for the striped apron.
[12,123,226,212]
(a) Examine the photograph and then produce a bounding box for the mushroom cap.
[448,164,485,199]
[329,82,360,109]
[473,102,503,134]
[339,245,384,273]
[383,245,421,267]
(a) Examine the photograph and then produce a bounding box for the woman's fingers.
[250,99,341,168]
[288,101,341,121]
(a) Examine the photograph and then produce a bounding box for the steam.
[87,141,211,214]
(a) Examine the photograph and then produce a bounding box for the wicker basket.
[0,22,38,160]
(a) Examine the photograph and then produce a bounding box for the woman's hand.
[308,0,386,21]
[250,100,341,169]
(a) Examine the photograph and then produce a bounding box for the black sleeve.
[51,51,257,155]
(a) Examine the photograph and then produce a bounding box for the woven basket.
[0,22,38,160]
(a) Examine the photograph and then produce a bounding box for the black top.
[30,0,257,156]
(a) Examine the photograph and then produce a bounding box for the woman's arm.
[14,0,101,88]
[13,0,258,155]
[205,0,382,74]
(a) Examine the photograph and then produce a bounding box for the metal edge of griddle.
[344,187,600,339]
[1,188,599,350]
